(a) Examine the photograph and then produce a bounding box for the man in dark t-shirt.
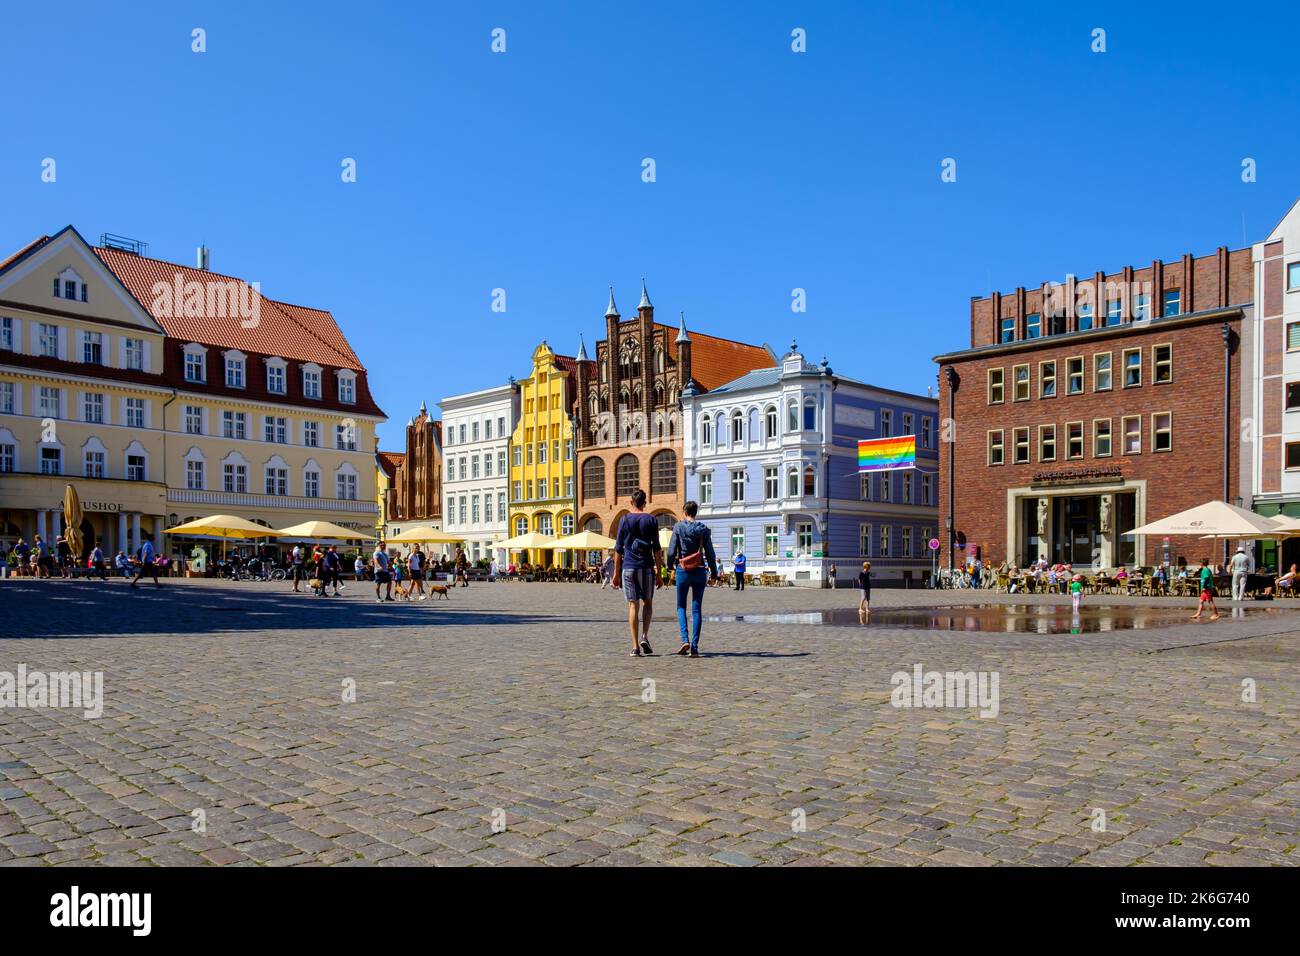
[614,488,664,656]
[857,561,872,623]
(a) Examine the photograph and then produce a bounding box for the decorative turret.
[605,286,619,319]
[576,333,588,362]
[676,311,693,392]
[638,277,652,314]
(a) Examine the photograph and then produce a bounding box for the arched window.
[655,512,675,529]
[787,468,799,498]
[560,513,574,535]
[788,400,799,432]
[583,516,602,534]
[803,398,817,431]
[655,383,664,407]
[701,415,712,446]
[730,411,743,444]
[650,449,677,495]
[515,516,528,536]
[536,512,554,536]
[615,454,639,498]
[765,406,778,440]
[803,466,816,497]
[582,456,606,499]
[655,347,664,373]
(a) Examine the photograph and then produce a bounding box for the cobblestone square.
[1,578,1297,866]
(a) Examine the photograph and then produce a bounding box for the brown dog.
[428,584,451,600]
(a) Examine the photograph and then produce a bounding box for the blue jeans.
[675,568,709,650]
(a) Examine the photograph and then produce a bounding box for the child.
[1070,573,1083,613]
[857,562,872,623]
[1190,558,1220,621]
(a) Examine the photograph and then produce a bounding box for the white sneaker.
[419,594,428,601]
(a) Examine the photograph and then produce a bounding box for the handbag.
[679,548,703,571]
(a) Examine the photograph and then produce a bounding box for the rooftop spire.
[576,333,588,362]
[605,285,619,318]
[638,276,652,310]
[676,311,690,344]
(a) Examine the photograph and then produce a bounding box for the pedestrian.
[56,534,72,579]
[354,553,366,581]
[407,545,427,600]
[600,551,615,589]
[1230,546,1250,601]
[454,546,469,587]
[324,545,344,595]
[613,489,663,656]
[90,540,107,581]
[1070,573,1083,613]
[290,543,305,592]
[14,538,29,578]
[732,547,746,591]
[667,501,719,657]
[372,543,394,602]
[1190,558,1220,621]
[857,561,872,622]
[129,534,160,588]
[33,535,50,578]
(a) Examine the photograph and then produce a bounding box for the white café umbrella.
[1125,500,1285,538]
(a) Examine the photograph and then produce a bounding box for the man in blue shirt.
[732,549,746,590]
[130,534,160,588]
[614,488,664,656]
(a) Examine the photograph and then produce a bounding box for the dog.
[308,578,325,596]
[428,584,451,600]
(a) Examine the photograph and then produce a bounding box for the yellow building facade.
[507,342,581,566]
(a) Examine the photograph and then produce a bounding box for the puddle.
[702,604,1287,634]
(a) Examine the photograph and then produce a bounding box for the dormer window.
[53,268,88,303]
[302,363,322,399]
[265,357,287,395]
[337,370,356,404]
[224,350,246,388]
[183,343,207,383]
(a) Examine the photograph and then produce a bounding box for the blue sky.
[4,1,1298,449]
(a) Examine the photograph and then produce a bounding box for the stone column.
[131,512,141,554]
[35,510,47,543]
[117,512,128,556]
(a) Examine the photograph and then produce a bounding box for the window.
[1066,357,1084,395]
[84,450,106,479]
[1039,361,1056,398]
[1163,289,1181,317]
[859,523,871,557]
[263,416,288,444]
[1152,412,1172,453]
[701,416,712,446]
[459,497,467,524]
[650,450,677,494]
[903,412,914,435]
[729,412,744,444]
[482,453,491,477]
[335,424,357,451]
[267,364,286,394]
[497,450,507,475]
[0,316,12,351]
[525,443,533,466]
[1094,353,1112,391]
[458,457,466,480]
[1025,313,1041,339]
[1289,262,1300,291]
[185,351,205,382]
[0,442,12,473]
[1134,293,1150,322]
[513,445,521,466]
[1013,427,1030,464]
[1105,298,1122,326]
[1067,422,1084,460]
[764,466,779,500]
[730,470,745,503]
[304,469,319,498]
[515,516,527,536]
[0,382,13,414]
[471,421,479,442]
[498,492,506,518]
[615,454,638,498]
[538,441,547,464]
[803,467,816,497]
[1288,444,1300,470]
[458,424,466,444]
[1122,348,1142,387]
[699,472,712,504]
[82,393,105,424]
[564,439,572,461]
[125,338,144,370]
[338,373,356,404]
[730,527,744,556]
[1076,302,1094,331]
[880,409,892,436]
[1039,425,1056,462]
[797,523,813,555]
[787,402,798,433]
[125,398,145,428]
[225,354,245,388]
[39,386,61,418]
[1000,317,1015,343]
[878,525,891,558]
[1288,382,1300,412]
[39,323,58,358]
[264,466,287,495]
[1153,344,1172,384]
[987,369,1004,404]
[304,421,319,447]
[223,463,248,493]
[765,525,779,557]
[303,368,321,399]
[512,480,522,501]
[922,473,932,506]
[497,416,505,437]
[803,400,817,432]
[83,332,103,365]
[222,410,247,440]
[186,459,205,490]
[1093,419,1112,457]
[902,527,913,558]
[560,512,573,535]
[1123,415,1141,455]
[40,446,62,475]
[879,472,890,502]
[1012,365,1030,401]
[337,472,358,499]
[902,471,913,503]
[765,407,777,439]
[787,468,799,497]
[565,476,573,497]
[921,416,932,448]
[484,496,493,523]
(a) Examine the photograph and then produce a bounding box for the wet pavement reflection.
[703,604,1284,633]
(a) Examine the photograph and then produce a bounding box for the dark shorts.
[623,567,656,602]
[375,570,392,584]
[408,569,423,581]
[292,565,305,580]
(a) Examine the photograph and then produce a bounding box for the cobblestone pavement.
[1,577,1297,866]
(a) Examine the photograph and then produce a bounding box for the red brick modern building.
[935,245,1252,571]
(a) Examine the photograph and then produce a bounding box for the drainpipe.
[1222,322,1231,565]
[944,365,957,574]
[161,387,177,542]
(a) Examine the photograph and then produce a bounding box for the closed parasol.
[63,484,84,559]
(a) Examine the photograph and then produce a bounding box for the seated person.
[1276,563,1299,590]
[1114,566,1128,580]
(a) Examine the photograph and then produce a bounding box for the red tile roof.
[94,246,364,370]
[376,451,404,478]
[0,235,52,273]
[657,323,774,391]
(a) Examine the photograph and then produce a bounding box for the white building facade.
[438,382,519,563]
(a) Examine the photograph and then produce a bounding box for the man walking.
[408,545,427,600]
[324,545,344,596]
[290,543,305,592]
[732,547,746,591]
[667,501,719,657]
[372,543,394,602]
[130,533,160,588]
[613,489,663,656]
[90,540,107,581]
[600,551,615,589]
[1230,546,1250,601]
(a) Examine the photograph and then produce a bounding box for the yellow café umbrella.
[387,526,464,544]
[163,514,282,561]
[548,530,617,551]
[63,484,84,559]
[493,531,556,552]
[275,520,376,541]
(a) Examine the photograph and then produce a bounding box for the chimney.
[197,245,210,271]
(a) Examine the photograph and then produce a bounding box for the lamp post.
[943,365,957,576]
[1222,323,1232,565]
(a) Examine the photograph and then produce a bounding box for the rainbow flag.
[858,435,916,472]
